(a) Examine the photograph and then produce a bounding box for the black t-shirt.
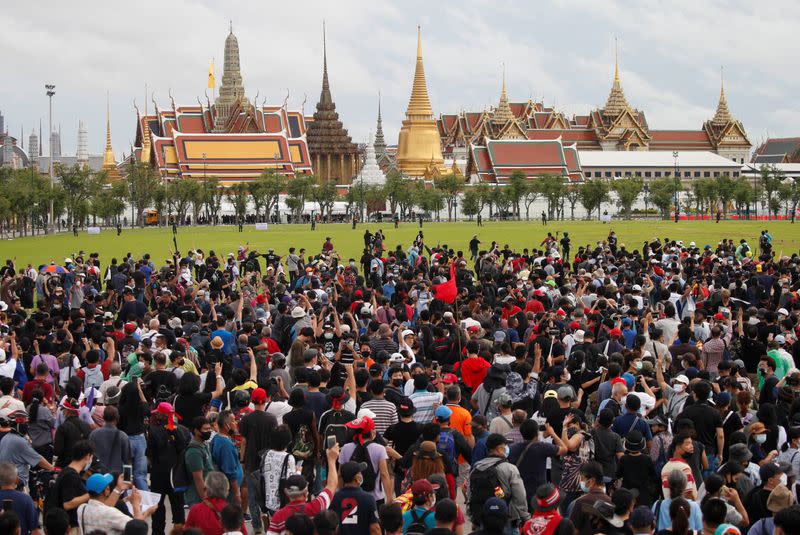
[53,466,86,526]
[174,392,213,425]
[616,453,657,506]
[145,369,179,400]
[384,421,422,457]
[118,382,150,436]
[545,406,571,437]
[678,402,723,454]
[508,440,559,499]
[238,409,278,471]
[330,486,378,535]
[317,334,341,357]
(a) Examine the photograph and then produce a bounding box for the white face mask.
[780,473,789,486]
[673,383,685,393]
[563,372,571,382]
[755,434,767,444]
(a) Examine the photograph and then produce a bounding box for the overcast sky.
[2,0,798,159]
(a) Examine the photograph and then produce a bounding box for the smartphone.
[325,435,337,449]
[432,362,439,371]
[122,464,132,483]
[2,499,11,512]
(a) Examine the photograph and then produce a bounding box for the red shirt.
[22,379,54,404]
[268,489,332,535]
[501,305,521,320]
[185,498,248,535]
[525,300,545,314]
[460,357,490,392]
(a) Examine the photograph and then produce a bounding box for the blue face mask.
[579,480,590,493]
[504,445,510,458]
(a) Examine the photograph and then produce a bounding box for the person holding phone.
[77,472,155,534]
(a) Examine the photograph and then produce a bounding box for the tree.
[612,177,643,219]
[309,181,338,221]
[474,183,493,218]
[649,177,679,219]
[90,180,127,225]
[579,179,609,220]
[125,161,160,227]
[151,183,167,226]
[538,174,566,220]
[383,173,411,215]
[57,163,100,227]
[433,174,463,221]
[461,188,481,220]
[415,187,444,218]
[732,177,753,216]
[488,185,512,216]
[692,178,716,214]
[226,183,249,223]
[759,164,785,217]
[565,184,581,220]
[506,171,527,220]
[199,175,223,223]
[249,171,285,223]
[714,174,736,217]
[286,175,314,221]
[522,183,540,221]
[166,178,198,225]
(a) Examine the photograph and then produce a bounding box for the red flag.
[433,263,457,304]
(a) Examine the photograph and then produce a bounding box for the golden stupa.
[396,27,446,177]
[102,95,121,181]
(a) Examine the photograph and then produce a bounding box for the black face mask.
[200,431,212,441]
[681,451,693,460]
[392,379,404,388]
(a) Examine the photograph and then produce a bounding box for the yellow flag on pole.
[208,60,216,89]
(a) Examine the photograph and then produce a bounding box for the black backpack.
[320,410,355,448]
[350,441,378,491]
[468,458,507,521]
[407,509,433,535]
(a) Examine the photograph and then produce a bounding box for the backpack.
[406,509,433,535]
[350,441,378,491]
[250,449,291,513]
[82,366,104,391]
[653,435,669,477]
[290,423,315,463]
[437,430,456,466]
[468,458,507,521]
[171,442,204,492]
[320,410,355,448]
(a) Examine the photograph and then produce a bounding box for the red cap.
[354,290,364,298]
[151,402,180,418]
[556,309,566,317]
[345,416,375,434]
[411,479,439,497]
[251,388,268,403]
[124,322,137,334]
[713,312,724,321]
[610,377,627,386]
[609,328,623,338]
[467,325,480,332]
[442,373,459,384]
[533,289,545,297]
[256,294,267,304]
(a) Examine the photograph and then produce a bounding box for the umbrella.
[43,265,67,274]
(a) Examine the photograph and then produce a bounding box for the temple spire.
[603,37,631,118]
[374,92,387,157]
[712,65,732,126]
[103,93,121,180]
[405,26,434,120]
[320,20,332,106]
[494,62,513,123]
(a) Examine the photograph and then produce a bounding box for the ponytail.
[669,497,691,535]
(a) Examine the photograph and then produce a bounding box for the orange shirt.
[447,403,473,464]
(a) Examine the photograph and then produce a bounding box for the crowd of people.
[0,227,799,535]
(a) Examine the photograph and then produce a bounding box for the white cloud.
[1,0,797,158]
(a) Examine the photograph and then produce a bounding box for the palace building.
[440,59,752,169]
[133,26,312,184]
[304,25,360,184]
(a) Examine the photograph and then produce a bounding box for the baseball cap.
[345,416,375,434]
[442,373,458,384]
[124,322,137,334]
[340,461,368,483]
[630,506,655,528]
[483,497,508,517]
[674,375,690,385]
[251,388,268,404]
[284,474,308,492]
[397,399,416,416]
[778,308,790,317]
[775,334,786,345]
[557,385,576,401]
[85,473,115,494]
[497,393,513,407]
[388,353,405,363]
[435,406,453,420]
[411,479,439,498]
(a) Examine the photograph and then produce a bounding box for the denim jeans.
[247,472,263,532]
[128,433,149,490]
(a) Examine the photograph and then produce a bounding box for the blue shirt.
[622,327,637,349]
[612,412,653,440]
[211,329,236,355]
[472,431,489,464]
[652,497,703,531]
[0,489,39,535]
[210,433,243,486]
[402,507,436,534]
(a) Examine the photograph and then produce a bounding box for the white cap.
[631,284,642,292]
[339,324,351,334]
[389,353,405,363]
[291,306,306,319]
[0,301,7,312]
[573,330,585,343]
[0,349,6,363]
[401,329,415,338]
[778,308,789,317]
[674,375,690,385]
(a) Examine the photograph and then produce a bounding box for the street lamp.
[45,84,55,233]
[673,151,679,222]
[202,152,207,223]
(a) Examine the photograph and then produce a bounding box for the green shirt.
[184,440,215,506]
[764,349,791,389]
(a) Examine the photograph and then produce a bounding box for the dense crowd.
[0,227,800,535]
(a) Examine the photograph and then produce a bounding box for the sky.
[2,0,798,159]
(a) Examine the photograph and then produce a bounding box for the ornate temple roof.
[103,97,121,180]
[373,93,386,157]
[305,23,358,157]
[711,71,733,127]
[405,27,434,120]
[602,53,631,119]
[493,68,514,124]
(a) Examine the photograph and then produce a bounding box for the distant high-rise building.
[2,135,14,168]
[76,121,89,164]
[0,111,4,138]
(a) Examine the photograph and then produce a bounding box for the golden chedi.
[396,27,446,177]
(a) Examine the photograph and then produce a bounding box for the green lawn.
[4,220,800,267]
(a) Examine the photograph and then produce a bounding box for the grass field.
[4,220,800,267]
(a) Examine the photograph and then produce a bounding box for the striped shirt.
[409,390,443,424]
[360,398,398,437]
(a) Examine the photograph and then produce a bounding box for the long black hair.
[27,389,44,423]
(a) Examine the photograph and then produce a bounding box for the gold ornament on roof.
[603,39,631,118]
[712,66,733,127]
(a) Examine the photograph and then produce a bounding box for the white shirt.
[0,395,25,418]
[265,400,292,425]
[0,358,16,379]
[78,498,132,535]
